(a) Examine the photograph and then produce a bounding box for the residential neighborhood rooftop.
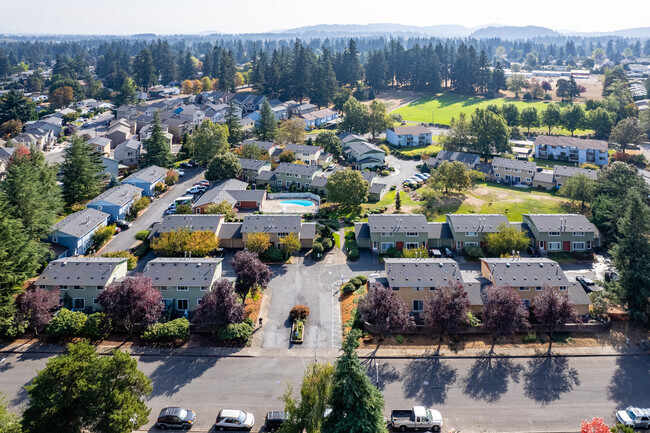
[491,157,536,171]
[524,214,597,232]
[51,208,110,238]
[87,184,143,208]
[368,214,428,233]
[390,125,431,135]
[384,258,463,287]
[447,214,509,232]
[534,135,608,152]
[241,215,302,233]
[143,258,223,286]
[481,257,572,286]
[36,257,127,287]
[273,162,319,176]
[122,165,167,184]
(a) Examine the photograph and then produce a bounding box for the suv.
[114,220,131,230]
[156,407,196,430]
[442,247,454,258]
[616,407,650,429]
[215,409,255,431]
[264,411,285,432]
[576,276,596,293]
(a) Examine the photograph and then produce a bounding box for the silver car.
[214,409,254,431]
[616,407,650,429]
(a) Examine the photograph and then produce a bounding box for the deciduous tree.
[542,103,562,134]
[280,362,334,433]
[469,108,510,160]
[314,131,342,157]
[482,285,529,344]
[279,233,301,256]
[193,279,244,336]
[191,119,229,164]
[205,152,241,181]
[245,232,271,255]
[357,283,414,339]
[442,112,472,152]
[484,223,531,257]
[203,200,236,220]
[430,161,472,194]
[339,96,369,134]
[326,168,369,209]
[532,286,580,350]
[580,417,610,433]
[422,282,470,341]
[558,174,595,214]
[17,287,60,336]
[49,86,74,108]
[151,228,220,257]
[520,107,539,134]
[610,117,646,153]
[367,100,388,141]
[231,251,272,301]
[561,104,586,136]
[277,118,306,144]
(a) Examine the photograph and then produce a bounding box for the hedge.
[290,305,310,320]
[84,312,112,340]
[102,251,137,270]
[135,230,150,241]
[48,308,87,338]
[347,248,360,260]
[349,277,362,288]
[342,283,356,294]
[218,322,253,341]
[356,275,368,284]
[141,318,190,343]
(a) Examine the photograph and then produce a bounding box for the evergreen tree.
[490,62,507,95]
[395,190,401,211]
[225,103,244,146]
[324,330,387,433]
[309,49,339,108]
[364,49,388,90]
[142,113,174,168]
[218,50,237,92]
[113,76,138,107]
[180,51,195,80]
[0,89,37,123]
[288,40,314,102]
[132,48,157,91]
[60,136,104,206]
[254,100,278,142]
[341,39,364,87]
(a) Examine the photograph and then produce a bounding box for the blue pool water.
[280,199,313,207]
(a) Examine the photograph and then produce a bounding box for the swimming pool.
[280,199,313,207]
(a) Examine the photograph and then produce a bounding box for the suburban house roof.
[390,125,431,136]
[346,140,385,156]
[427,222,453,240]
[533,170,554,184]
[432,150,480,166]
[384,258,463,287]
[241,215,302,233]
[447,214,510,233]
[51,208,109,238]
[354,222,370,240]
[36,257,127,287]
[534,135,608,152]
[274,162,319,177]
[0,147,16,158]
[369,182,387,195]
[238,158,269,171]
[143,258,223,287]
[155,214,223,234]
[242,140,277,151]
[523,214,597,233]
[300,223,317,239]
[87,137,112,147]
[217,222,243,240]
[340,133,365,144]
[368,214,428,233]
[491,157,537,171]
[123,165,167,184]
[255,170,276,181]
[115,138,142,151]
[87,184,142,207]
[300,108,336,121]
[193,178,249,208]
[227,189,266,202]
[553,165,598,180]
[285,143,321,155]
[481,258,572,286]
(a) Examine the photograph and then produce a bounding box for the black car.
[576,276,596,293]
[264,411,285,432]
[114,220,132,230]
[527,245,541,257]
[156,407,196,430]
[442,247,454,258]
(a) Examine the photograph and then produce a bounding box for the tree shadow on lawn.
[522,355,580,405]
[462,352,524,403]
[139,354,222,398]
[402,352,458,405]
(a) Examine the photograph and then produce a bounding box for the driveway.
[382,155,421,188]
[102,167,206,253]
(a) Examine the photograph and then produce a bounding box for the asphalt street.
[382,155,421,188]
[1,352,647,432]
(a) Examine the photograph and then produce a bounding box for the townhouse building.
[385,126,432,147]
[446,214,510,250]
[534,136,609,166]
[86,184,143,222]
[490,157,537,185]
[47,208,110,257]
[522,214,600,253]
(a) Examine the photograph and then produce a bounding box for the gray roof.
[384,258,463,288]
[87,184,142,207]
[346,140,384,156]
[355,222,370,239]
[238,158,269,171]
[115,138,142,151]
[227,189,266,202]
[568,283,592,306]
[0,147,16,158]
[243,140,276,151]
[217,222,243,240]
[427,222,452,240]
[481,258,572,287]
[369,182,387,195]
[523,214,597,233]
[340,133,365,144]
[87,137,112,147]
[285,143,321,155]
[300,223,317,240]
[309,175,328,188]
[447,214,509,233]
[255,170,275,181]
[553,165,598,180]
[432,150,480,166]
[361,171,376,184]
[193,179,249,208]
[534,135,608,152]
[274,162,318,177]
[123,165,167,184]
[533,170,554,183]
[36,257,127,287]
[155,214,223,234]
[390,125,431,135]
[241,215,302,233]
[143,258,223,287]
[491,157,536,171]
[368,214,428,233]
[51,208,110,238]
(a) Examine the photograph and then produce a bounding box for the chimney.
[188,251,192,258]
[184,251,187,258]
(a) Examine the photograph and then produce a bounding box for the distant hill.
[278,23,473,38]
[470,26,560,40]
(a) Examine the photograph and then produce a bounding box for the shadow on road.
[139,355,222,397]
[401,352,458,405]
[462,352,523,403]
[607,354,650,406]
[361,357,400,392]
[523,355,580,405]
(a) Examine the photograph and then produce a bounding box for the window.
[392,287,399,292]
[549,232,560,236]
[73,285,83,290]
[406,232,418,237]
[381,232,394,237]
[572,242,585,251]
[548,242,561,251]
[573,232,585,236]
[277,232,289,237]
[381,242,394,251]
[504,167,511,171]
[522,299,530,309]
[466,232,478,237]
[405,242,419,250]
[200,286,207,291]
[177,299,189,311]
[157,286,170,291]
[519,286,530,291]
[412,287,423,292]
[197,299,203,306]
[177,286,189,291]
[526,178,531,182]
[559,286,567,291]
[73,298,85,310]
[93,298,100,304]
[412,300,424,312]
[60,285,69,290]
[495,173,500,178]
[97,285,104,290]
[464,242,479,247]
[162,299,173,309]
[536,286,543,291]
[514,168,521,173]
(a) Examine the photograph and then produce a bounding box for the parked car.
[527,245,540,257]
[576,276,598,293]
[164,208,175,216]
[214,409,254,431]
[413,173,429,180]
[114,220,131,230]
[156,407,196,430]
[616,407,650,429]
[264,411,285,432]
[442,247,453,258]
[176,169,185,177]
[197,180,210,187]
[186,185,206,195]
[391,406,443,432]
[428,248,442,258]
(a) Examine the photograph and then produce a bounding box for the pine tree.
[254,100,278,142]
[310,49,339,108]
[218,50,237,92]
[395,190,401,211]
[60,136,104,206]
[142,113,174,168]
[225,103,244,146]
[113,76,138,107]
[341,39,364,87]
[132,48,157,91]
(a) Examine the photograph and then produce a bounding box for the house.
[116,105,138,119]
[534,136,609,166]
[86,184,143,222]
[36,257,129,312]
[290,103,316,116]
[192,179,266,214]
[174,105,205,126]
[241,112,261,129]
[139,123,173,146]
[364,214,429,253]
[552,165,598,188]
[88,137,112,156]
[241,214,316,249]
[272,163,319,189]
[344,140,386,169]
[113,138,142,166]
[143,258,223,313]
[25,120,63,138]
[105,120,133,148]
[133,114,154,133]
[12,131,56,148]
[231,93,266,115]
[532,170,555,190]
[446,214,510,250]
[121,165,167,196]
[480,257,591,314]
[239,158,272,182]
[522,214,600,253]
[269,101,290,121]
[242,140,278,158]
[284,143,323,165]
[150,214,223,238]
[100,156,120,180]
[203,103,229,123]
[162,118,191,142]
[368,181,389,202]
[428,150,480,171]
[490,157,537,185]
[427,222,454,248]
[298,108,338,130]
[386,126,432,147]
[46,208,110,257]
[217,222,244,248]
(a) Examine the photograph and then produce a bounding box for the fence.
[267,192,321,204]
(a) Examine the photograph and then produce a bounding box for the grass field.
[397,143,443,157]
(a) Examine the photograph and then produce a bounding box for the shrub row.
[141,318,190,343]
[47,309,112,340]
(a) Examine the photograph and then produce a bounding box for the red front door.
[563,241,571,252]
[396,242,404,252]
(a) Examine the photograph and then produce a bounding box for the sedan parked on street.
[214,409,254,431]
[156,407,196,430]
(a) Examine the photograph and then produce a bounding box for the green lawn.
[397,143,443,157]
[530,157,581,170]
[333,232,341,248]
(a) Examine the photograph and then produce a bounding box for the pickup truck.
[391,406,443,432]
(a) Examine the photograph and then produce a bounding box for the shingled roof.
[481,258,572,286]
[368,214,428,233]
[447,214,509,233]
[523,214,597,233]
[143,258,223,287]
[36,257,127,287]
[241,215,302,233]
[384,258,464,288]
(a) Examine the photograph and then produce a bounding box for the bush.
[218,322,253,341]
[135,230,150,241]
[154,182,165,193]
[465,312,481,327]
[344,231,356,241]
[523,92,532,101]
[380,170,390,176]
[543,94,552,100]
[102,251,137,270]
[523,331,537,343]
[84,312,112,340]
[356,275,368,284]
[379,144,390,155]
[132,242,149,258]
[349,277,362,288]
[384,247,403,258]
[290,305,310,320]
[347,248,360,260]
[48,308,87,339]
[91,225,115,250]
[342,283,356,294]
[165,170,179,186]
[463,244,485,259]
[129,196,151,219]
[261,245,284,262]
[322,238,333,250]
[141,318,190,343]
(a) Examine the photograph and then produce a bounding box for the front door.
[396,241,404,252]
[563,241,571,252]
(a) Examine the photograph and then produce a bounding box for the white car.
[176,169,185,177]
[413,173,429,181]
[616,407,650,429]
[186,185,206,194]
[215,409,254,431]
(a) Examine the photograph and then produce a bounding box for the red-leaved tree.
[482,285,529,345]
[580,417,609,433]
[422,281,471,342]
[98,275,163,336]
[193,279,244,336]
[357,283,414,340]
[18,287,60,336]
[230,251,272,301]
[532,285,580,351]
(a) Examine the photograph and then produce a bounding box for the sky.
[1,0,648,35]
